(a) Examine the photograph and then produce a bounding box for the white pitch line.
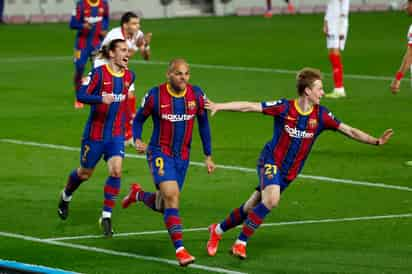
[0,55,396,81]
[1,138,411,192]
[44,213,412,242]
[0,231,246,274]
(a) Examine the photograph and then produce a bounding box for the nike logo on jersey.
[161,104,170,108]
[286,115,296,121]
[103,82,111,85]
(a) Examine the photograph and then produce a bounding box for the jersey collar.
[166,83,187,98]
[87,0,100,7]
[294,99,313,116]
[105,64,125,77]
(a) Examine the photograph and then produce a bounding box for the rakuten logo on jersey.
[284,125,314,139]
[102,92,125,102]
[85,16,103,24]
[161,114,195,122]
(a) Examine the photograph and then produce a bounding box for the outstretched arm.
[205,101,262,116]
[337,123,393,146]
[391,46,412,94]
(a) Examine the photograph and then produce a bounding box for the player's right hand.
[135,139,147,154]
[390,79,400,94]
[102,93,115,104]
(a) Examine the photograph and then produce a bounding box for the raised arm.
[205,101,262,116]
[337,123,393,146]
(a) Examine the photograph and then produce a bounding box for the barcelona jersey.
[77,64,135,141]
[70,0,109,49]
[260,98,341,182]
[133,83,211,160]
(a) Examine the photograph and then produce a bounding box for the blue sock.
[103,176,121,214]
[238,203,270,242]
[164,208,183,250]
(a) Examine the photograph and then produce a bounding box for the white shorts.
[326,21,348,51]
[93,57,108,68]
[326,33,347,51]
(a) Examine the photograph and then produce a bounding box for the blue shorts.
[80,139,125,169]
[74,45,98,69]
[147,150,189,191]
[255,157,289,193]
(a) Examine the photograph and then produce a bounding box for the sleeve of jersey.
[77,70,103,104]
[102,2,109,31]
[320,107,341,131]
[133,92,154,141]
[69,3,83,30]
[196,89,212,156]
[261,99,286,116]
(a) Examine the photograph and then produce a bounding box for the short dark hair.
[296,68,322,96]
[120,11,139,25]
[101,39,126,59]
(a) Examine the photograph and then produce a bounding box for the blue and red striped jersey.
[70,0,109,49]
[261,98,341,182]
[77,64,135,141]
[133,83,212,160]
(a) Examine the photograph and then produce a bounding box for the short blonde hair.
[296,68,322,96]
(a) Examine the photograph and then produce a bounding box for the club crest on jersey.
[187,100,196,110]
[124,81,130,88]
[308,119,317,129]
[99,8,105,14]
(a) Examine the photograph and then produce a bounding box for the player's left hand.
[377,129,394,145]
[205,156,216,174]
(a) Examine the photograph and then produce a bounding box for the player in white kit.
[323,0,349,98]
[94,11,152,145]
[391,0,412,95]
[390,0,412,167]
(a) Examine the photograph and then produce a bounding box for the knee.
[262,196,279,210]
[110,168,122,178]
[163,191,179,206]
[77,169,92,180]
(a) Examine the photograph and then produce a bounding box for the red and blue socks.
[103,176,121,218]
[63,169,86,199]
[138,191,162,213]
[164,208,183,250]
[219,204,247,232]
[238,203,270,243]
